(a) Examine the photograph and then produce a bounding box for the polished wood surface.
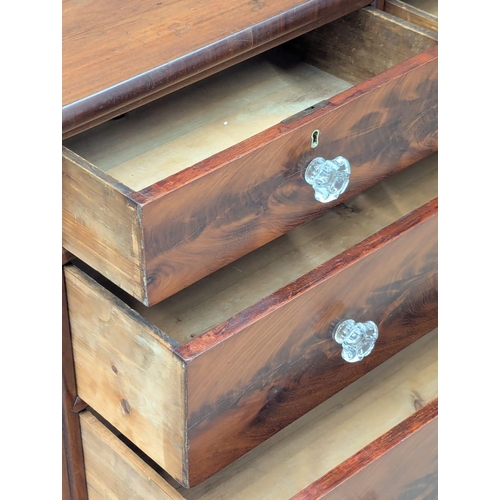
[385,0,438,32]
[79,331,437,498]
[135,154,437,346]
[183,199,437,485]
[140,43,437,307]
[62,0,372,137]
[65,265,187,485]
[63,9,438,306]
[292,400,438,499]
[62,271,88,500]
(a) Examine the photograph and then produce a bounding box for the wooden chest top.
[62,0,371,136]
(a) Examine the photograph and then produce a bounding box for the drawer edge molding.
[291,398,438,499]
[179,198,438,360]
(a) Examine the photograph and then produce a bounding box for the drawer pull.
[333,319,378,363]
[304,156,351,203]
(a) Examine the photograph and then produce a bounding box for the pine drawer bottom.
[79,329,437,499]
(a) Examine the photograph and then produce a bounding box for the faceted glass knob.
[304,156,351,203]
[333,319,378,363]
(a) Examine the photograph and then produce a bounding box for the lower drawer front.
[79,331,438,499]
[63,8,437,307]
[67,158,438,487]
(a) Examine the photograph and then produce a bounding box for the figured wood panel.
[65,266,187,485]
[78,331,437,499]
[62,0,371,136]
[178,331,438,497]
[292,400,438,499]
[182,200,438,485]
[62,271,88,500]
[135,154,437,346]
[62,148,145,303]
[140,46,438,305]
[80,412,184,500]
[385,0,438,32]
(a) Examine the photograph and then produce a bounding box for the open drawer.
[79,330,438,498]
[385,0,438,32]
[63,8,438,306]
[65,153,438,487]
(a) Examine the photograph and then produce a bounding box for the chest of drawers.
[62,1,438,498]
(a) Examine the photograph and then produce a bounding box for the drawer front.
[67,197,437,487]
[63,9,438,306]
[385,0,438,32]
[183,199,437,485]
[78,333,437,499]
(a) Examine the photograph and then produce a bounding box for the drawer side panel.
[79,412,184,500]
[65,266,187,485]
[62,148,146,302]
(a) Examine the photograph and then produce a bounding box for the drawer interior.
[77,152,437,347]
[81,328,437,499]
[403,0,438,16]
[63,8,437,192]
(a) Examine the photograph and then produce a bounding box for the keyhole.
[311,130,320,148]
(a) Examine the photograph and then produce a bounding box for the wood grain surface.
[66,160,437,486]
[78,330,437,498]
[385,0,438,32]
[182,199,437,485]
[65,265,187,485]
[62,9,438,306]
[139,44,438,305]
[292,399,438,499]
[79,412,184,500]
[133,154,437,347]
[62,0,372,136]
[63,271,88,500]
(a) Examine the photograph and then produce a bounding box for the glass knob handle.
[332,319,378,363]
[304,156,351,203]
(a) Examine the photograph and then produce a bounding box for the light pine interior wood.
[80,329,438,500]
[119,153,437,346]
[64,52,352,191]
[65,265,187,483]
[404,0,438,16]
[63,9,435,191]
